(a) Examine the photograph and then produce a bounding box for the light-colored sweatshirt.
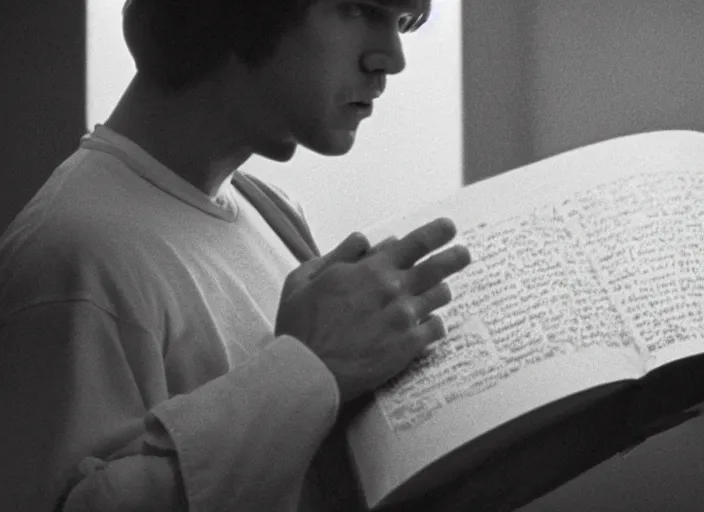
[0,125,340,511]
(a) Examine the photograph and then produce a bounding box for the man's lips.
[348,102,373,118]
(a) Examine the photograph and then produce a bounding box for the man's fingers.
[386,218,458,269]
[367,236,399,256]
[387,283,453,331]
[411,314,448,349]
[417,282,453,319]
[409,244,471,295]
[328,231,371,263]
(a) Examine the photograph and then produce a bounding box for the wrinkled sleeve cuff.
[149,335,340,511]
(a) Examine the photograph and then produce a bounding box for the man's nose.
[361,35,407,76]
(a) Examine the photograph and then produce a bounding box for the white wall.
[86,1,463,253]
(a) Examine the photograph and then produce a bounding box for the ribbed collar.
[80,124,239,222]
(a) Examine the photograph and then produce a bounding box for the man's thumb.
[283,232,371,297]
[314,232,370,275]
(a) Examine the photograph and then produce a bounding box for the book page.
[349,130,704,508]
[560,171,704,371]
[377,204,642,434]
[351,205,644,508]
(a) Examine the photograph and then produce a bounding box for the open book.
[340,130,704,510]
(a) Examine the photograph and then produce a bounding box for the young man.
[0,1,470,510]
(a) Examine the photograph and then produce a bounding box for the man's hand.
[276,218,471,403]
[280,233,399,301]
[279,232,371,301]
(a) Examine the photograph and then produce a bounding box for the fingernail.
[438,318,448,338]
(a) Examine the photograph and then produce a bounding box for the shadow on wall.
[463,0,704,184]
[0,1,85,234]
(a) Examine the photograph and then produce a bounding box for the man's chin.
[256,129,357,162]
[255,139,298,163]
[303,130,357,157]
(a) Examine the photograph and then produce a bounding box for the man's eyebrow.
[368,0,421,13]
[358,0,430,33]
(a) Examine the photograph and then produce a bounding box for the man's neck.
[104,76,252,197]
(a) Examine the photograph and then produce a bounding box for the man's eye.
[398,14,414,32]
[344,3,381,21]
[344,3,363,18]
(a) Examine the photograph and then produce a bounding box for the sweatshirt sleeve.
[0,300,340,512]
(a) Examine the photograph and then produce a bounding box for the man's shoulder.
[3,148,145,256]
[0,150,162,313]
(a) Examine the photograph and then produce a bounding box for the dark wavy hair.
[122,0,432,93]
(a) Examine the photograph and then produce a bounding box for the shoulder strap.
[231,172,321,262]
[233,172,361,510]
